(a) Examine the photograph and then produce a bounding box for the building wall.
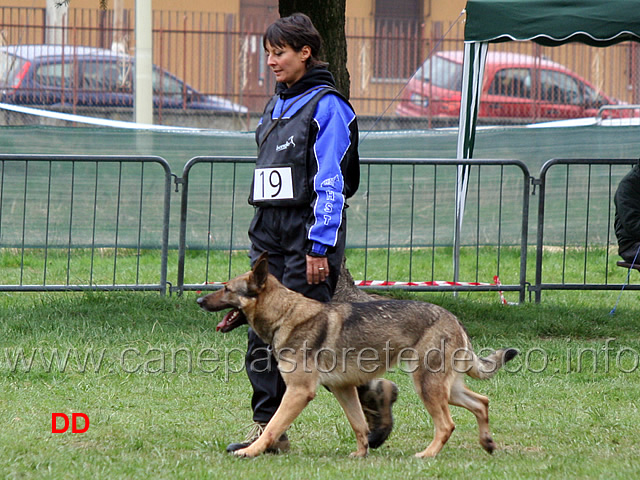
[13,1,240,13]
[0,1,467,23]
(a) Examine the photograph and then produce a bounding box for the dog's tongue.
[216,310,235,332]
[216,308,246,332]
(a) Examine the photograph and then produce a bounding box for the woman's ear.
[300,45,312,63]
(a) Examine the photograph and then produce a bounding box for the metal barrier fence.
[176,157,531,303]
[2,154,637,302]
[596,105,640,126]
[533,158,640,302]
[0,154,172,294]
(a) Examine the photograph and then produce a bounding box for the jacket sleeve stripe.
[308,95,356,248]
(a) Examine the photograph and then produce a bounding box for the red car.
[396,50,624,124]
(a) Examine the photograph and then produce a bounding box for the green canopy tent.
[454,0,640,285]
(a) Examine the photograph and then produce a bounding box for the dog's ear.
[251,252,269,289]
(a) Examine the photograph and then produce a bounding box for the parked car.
[0,44,247,113]
[396,50,625,124]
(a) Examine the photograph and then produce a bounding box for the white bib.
[253,167,294,201]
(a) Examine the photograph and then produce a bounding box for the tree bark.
[278,0,350,99]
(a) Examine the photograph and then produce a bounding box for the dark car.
[0,44,247,113]
[396,50,626,124]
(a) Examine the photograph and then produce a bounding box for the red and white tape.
[356,276,509,305]
[355,280,495,287]
[493,275,508,305]
[198,276,511,304]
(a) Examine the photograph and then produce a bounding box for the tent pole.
[455,42,487,292]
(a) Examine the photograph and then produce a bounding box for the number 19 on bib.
[253,167,294,201]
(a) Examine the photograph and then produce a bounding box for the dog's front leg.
[331,385,369,457]
[233,383,317,458]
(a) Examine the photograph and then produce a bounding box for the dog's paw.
[233,447,258,458]
[349,449,368,458]
[414,450,438,459]
[481,436,496,454]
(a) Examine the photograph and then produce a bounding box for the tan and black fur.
[197,252,517,458]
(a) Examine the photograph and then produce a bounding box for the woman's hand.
[306,255,329,284]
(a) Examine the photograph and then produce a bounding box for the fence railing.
[1,154,637,302]
[0,7,638,127]
[596,105,640,125]
[0,154,172,293]
[175,157,531,304]
[533,158,640,302]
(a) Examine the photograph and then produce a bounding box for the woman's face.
[265,41,310,87]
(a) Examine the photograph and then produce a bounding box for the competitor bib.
[252,167,294,201]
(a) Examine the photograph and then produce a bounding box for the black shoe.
[226,422,290,454]
[357,379,399,449]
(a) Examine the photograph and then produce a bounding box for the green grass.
[1,284,640,478]
[4,246,634,301]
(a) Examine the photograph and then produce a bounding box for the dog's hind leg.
[412,371,455,458]
[449,377,496,453]
[331,385,370,457]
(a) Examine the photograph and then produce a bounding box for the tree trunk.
[278,0,350,98]
[46,0,68,44]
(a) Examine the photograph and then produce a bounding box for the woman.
[227,13,396,454]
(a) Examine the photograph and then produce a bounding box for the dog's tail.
[467,348,519,380]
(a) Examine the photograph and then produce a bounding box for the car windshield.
[152,68,186,98]
[413,55,463,91]
[583,83,607,108]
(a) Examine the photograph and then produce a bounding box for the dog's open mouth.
[216,308,248,333]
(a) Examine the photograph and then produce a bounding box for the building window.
[374,0,422,80]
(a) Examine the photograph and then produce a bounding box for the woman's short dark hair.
[263,13,326,68]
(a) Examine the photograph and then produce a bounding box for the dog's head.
[196,252,270,333]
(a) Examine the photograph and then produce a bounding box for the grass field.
[1,270,640,478]
[2,122,640,478]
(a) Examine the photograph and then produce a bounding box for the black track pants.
[245,206,346,423]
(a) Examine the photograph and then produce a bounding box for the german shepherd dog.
[197,252,517,458]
